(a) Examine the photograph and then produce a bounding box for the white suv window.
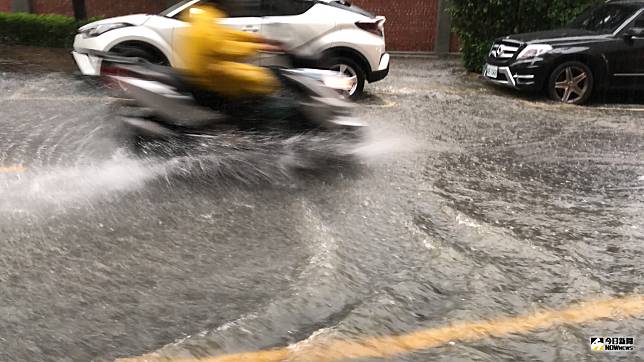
[264,0,316,16]
[227,0,264,17]
[167,0,315,19]
[168,0,264,19]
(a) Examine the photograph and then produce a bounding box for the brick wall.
[0,0,441,51]
[31,0,71,16]
[353,0,438,52]
[85,0,166,18]
[27,0,167,18]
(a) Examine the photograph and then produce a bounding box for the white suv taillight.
[356,16,386,37]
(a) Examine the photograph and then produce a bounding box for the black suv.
[483,1,644,104]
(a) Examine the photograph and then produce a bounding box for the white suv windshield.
[161,0,201,17]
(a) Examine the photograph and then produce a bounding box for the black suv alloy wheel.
[548,61,594,105]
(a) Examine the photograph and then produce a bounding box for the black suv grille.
[488,40,523,60]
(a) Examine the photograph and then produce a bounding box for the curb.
[390,51,462,59]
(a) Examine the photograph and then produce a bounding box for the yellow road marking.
[590,106,644,112]
[119,295,644,362]
[0,166,26,173]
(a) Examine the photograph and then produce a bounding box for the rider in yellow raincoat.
[178,4,279,98]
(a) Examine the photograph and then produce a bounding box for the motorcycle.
[93,50,367,141]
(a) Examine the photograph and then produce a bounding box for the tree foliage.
[447,0,603,71]
[0,12,99,48]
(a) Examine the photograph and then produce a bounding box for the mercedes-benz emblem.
[496,45,505,57]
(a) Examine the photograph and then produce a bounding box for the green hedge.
[0,12,99,48]
[447,0,603,72]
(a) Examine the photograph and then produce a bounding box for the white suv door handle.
[242,25,260,33]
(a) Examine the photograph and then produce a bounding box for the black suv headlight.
[516,44,552,60]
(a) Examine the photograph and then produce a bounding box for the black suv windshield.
[569,3,640,33]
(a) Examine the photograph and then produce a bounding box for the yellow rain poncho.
[178,6,278,97]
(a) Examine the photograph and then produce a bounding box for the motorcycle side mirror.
[623,27,644,40]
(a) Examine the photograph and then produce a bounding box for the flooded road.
[0,56,642,361]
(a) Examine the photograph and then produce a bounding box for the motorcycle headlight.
[82,23,132,38]
[516,44,552,60]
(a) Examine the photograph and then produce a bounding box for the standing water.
[0,59,642,362]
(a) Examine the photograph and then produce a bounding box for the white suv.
[72,0,390,98]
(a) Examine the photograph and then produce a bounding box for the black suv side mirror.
[623,27,644,39]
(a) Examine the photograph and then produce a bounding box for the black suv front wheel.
[547,61,594,105]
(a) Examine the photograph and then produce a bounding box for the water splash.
[0,128,416,211]
[0,150,159,210]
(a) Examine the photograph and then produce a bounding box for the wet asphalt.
[0,50,643,361]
